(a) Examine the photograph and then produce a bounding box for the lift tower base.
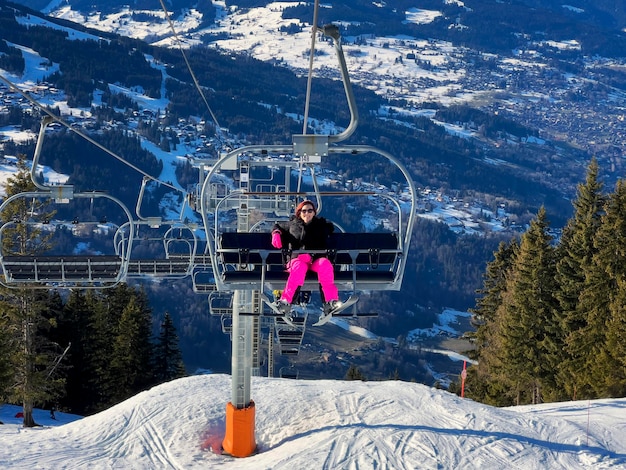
[222,400,257,457]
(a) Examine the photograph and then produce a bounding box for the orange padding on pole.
[222,401,257,458]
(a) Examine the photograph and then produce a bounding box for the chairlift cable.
[0,73,182,193]
[157,0,224,142]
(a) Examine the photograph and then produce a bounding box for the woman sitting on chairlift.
[271,200,340,314]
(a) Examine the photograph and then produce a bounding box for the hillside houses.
[1,77,520,237]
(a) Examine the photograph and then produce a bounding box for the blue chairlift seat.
[216,231,401,292]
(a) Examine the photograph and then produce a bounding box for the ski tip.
[312,314,332,327]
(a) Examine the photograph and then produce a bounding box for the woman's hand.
[271,230,282,249]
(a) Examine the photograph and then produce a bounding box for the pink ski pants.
[280,253,338,303]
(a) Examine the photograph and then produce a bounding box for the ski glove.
[271,230,282,249]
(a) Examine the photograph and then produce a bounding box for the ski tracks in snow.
[5,376,626,469]
[78,400,185,469]
[125,402,182,469]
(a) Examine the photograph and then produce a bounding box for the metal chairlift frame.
[198,22,418,459]
[279,366,299,379]
[274,312,307,356]
[0,115,137,288]
[117,219,199,279]
[197,26,418,290]
[191,266,217,293]
[220,313,233,336]
[0,190,134,288]
[163,224,199,260]
[201,150,416,295]
[209,291,234,316]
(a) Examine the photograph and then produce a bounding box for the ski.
[241,310,306,327]
[260,293,296,327]
[312,295,359,326]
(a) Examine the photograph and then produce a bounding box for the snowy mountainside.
[23,0,626,203]
[2,0,626,378]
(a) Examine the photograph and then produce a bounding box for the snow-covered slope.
[1,374,625,469]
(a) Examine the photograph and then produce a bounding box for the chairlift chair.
[121,220,198,279]
[190,20,418,459]
[279,366,299,379]
[0,191,134,288]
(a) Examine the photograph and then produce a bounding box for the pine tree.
[40,290,69,408]
[130,287,156,392]
[466,239,519,405]
[110,296,142,402]
[0,154,58,427]
[85,290,117,413]
[470,239,519,353]
[154,312,186,383]
[56,289,93,414]
[0,308,14,401]
[494,207,560,404]
[109,289,156,403]
[554,158,606,399]
[101,283,133,329]
[0,156,54,256]
[601,277,626,396]
[345,364,366,381]
[581,180,626,396]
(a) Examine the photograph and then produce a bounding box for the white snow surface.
[1,374,626,469]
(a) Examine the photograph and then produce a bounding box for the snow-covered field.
[49,1,476,107]
[1,374,626,469]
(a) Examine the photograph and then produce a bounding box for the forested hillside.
[0,159,186,422]
[0,0,596,357]
[1,1,593,217]
[468,159,626,405]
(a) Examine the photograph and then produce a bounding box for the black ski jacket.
[273,216,334,257]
